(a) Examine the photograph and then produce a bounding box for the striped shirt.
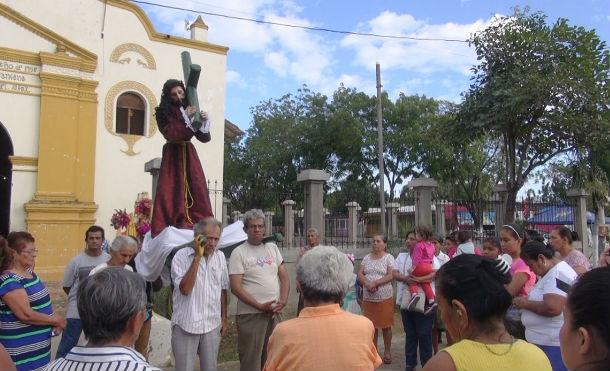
[44,345,159,371]
[171,247,229,334]
[0,271,54,371]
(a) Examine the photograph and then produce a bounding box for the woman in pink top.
[500,223,536,339]
[407,225,437,315]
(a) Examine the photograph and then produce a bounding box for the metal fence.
[431,198,576,241]
[220,184,582,249]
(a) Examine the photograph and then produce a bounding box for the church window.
[116,92,145,135]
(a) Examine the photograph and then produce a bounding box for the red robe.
[151,105,214,237]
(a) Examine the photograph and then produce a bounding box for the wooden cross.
[181,51,203,130]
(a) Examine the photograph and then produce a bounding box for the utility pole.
[376,62,386,235]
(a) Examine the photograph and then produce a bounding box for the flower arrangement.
[132,195,152,238]
[110,209,131,230]
[110,193,153,239]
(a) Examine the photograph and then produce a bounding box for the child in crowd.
[433,234,450,266]
[482,236,502,259]
[408,225,436,314]
[454,230,475,256]
[482,236,512,266]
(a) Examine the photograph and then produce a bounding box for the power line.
[130,0,469,43]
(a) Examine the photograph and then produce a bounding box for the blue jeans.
[401,309,434,369]
[55,318,82,359]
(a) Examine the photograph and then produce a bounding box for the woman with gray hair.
[89,235,137,275]
[264,246,382,371]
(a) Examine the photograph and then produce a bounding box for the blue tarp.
[527,205,609,225]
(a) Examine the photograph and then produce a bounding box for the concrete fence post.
[408,177,438,227]
[297,169,330,244]
[282,200,296,248]
[567,188,591,259]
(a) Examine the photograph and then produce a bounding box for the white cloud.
[141,2,499,106]
[340,11,494,76]
[226,69,246,87]
[142,1,335,86]
[261,13,334,86]
[264,51,290,76]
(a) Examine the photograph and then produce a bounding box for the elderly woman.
[560,268,610,370]
[513,241,578,371]
[264,246,382,371]
[89,235,137,275]
[358,234,395,364]
[0,233,66,371]
[549,226,591,275]
[423,254,551,371]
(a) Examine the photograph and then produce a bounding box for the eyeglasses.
[21,249,39,255]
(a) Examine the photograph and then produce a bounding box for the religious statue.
[150,52,214,236]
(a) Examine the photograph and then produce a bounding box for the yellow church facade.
[0,0,228,279]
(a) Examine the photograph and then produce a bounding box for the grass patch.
[218,317,239,363]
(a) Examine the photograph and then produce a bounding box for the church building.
[0,0,230,279]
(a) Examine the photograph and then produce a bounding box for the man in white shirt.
[171,218,229,371]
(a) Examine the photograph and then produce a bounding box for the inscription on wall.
[0,60,41,95]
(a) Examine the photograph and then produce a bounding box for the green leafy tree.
[457,8,610,222]
[424,104,503,230]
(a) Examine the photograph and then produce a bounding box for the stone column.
[144,158,162,201]
[297,169,330,244]
[435,200,446,235]
[222,198,230,227]
[592,206,605,267]
[264,211,274,235]
[493,184,508,235]
[358,205,363,237]
[232,211,241,224]
[408,178,438,227]
[387,202,400,238]
[567,189,591,259]
[282,200,296,248]
[346,202,359,247]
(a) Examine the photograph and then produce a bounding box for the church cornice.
[104,0,229,55]
[0,3,97,65]
[0,47,40,66]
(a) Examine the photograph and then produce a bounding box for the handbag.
[399,254,426,313]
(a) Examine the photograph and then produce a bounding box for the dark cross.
[181,51,203,130]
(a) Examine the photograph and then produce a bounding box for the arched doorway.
[0,122,13,237]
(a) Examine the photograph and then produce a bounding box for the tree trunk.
[504,187,519,224]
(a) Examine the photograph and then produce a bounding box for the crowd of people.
[0,217,608,371]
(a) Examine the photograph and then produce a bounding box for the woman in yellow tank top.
[423,254,552,371]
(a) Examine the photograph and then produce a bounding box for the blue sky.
[137,0,610,132]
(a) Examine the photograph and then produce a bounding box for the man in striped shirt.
[170,218,229,371]
[44,267,158,371]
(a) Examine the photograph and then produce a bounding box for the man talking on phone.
[170,218,229,371]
